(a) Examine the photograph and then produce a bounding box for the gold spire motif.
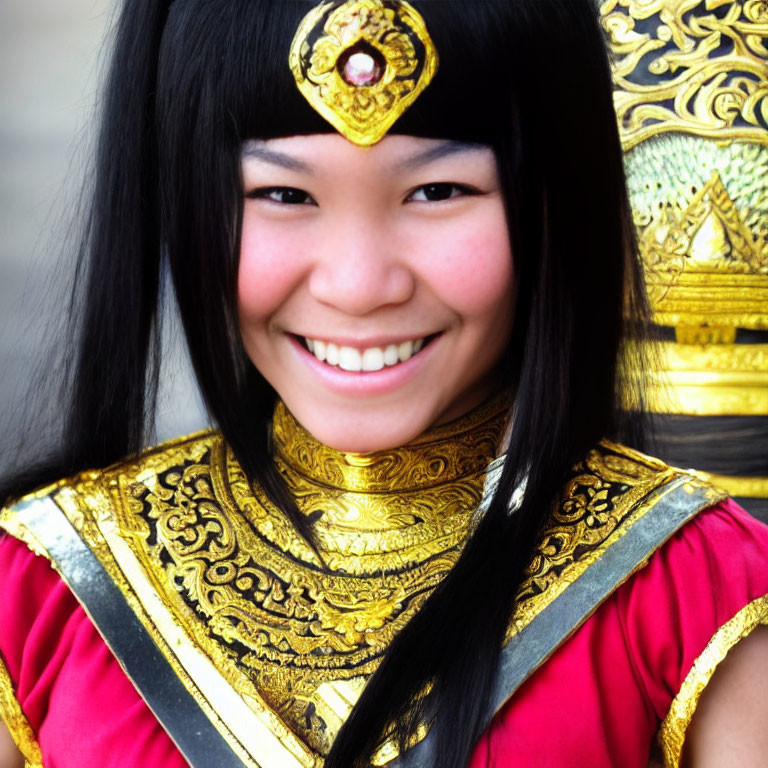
[289,0,438,146]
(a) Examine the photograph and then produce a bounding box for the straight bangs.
[158,0,525,148]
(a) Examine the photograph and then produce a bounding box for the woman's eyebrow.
[394,140,487,172]
[241,140,314,173]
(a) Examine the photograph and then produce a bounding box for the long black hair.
[4,1,651,766]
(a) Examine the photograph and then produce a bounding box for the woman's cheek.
[238,216,309,319]
[410,214,514,316]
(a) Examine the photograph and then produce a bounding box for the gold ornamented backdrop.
[601,0,768,519]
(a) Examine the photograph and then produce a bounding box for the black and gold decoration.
[601,0,768,521]
[289,0,438,146]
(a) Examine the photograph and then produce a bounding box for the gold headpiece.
[289,0,438,147]
[601,0,768,500]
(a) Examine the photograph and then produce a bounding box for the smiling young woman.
[237,134,514,451]
[0,1,767,768]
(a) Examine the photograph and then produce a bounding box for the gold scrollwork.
[601,0,768,150]
[126,431,715,756]
[509,444,687,634]
[3,412,723,764]
[114,400,507,756]
[290,0,438,146]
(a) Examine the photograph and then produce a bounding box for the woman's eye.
[247,187,315,205]
[407,183,473,203]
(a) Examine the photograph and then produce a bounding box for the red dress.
[2,498,767,768]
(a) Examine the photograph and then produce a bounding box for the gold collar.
[269,395,509,572]
[206,394,510,755]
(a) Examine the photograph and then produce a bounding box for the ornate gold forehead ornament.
[289,0,439,147]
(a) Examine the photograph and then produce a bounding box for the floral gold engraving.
[104,399,507,758]
[1,469,270,768]
[289,0,438,146]
[508,443,725,639]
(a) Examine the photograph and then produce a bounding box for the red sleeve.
[468,500,768,768]
[615,498,768,723]
[0,534,187,768]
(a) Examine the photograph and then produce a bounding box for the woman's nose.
[308,218,415,315]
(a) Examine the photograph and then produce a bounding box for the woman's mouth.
[298,335,435,371]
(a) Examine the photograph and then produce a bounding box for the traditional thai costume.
[3,1,768,765]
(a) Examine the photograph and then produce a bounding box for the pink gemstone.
[343,52,382,87]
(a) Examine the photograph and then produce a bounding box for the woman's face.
[238,134,514,452]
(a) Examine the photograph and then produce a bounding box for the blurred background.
[0,0,206,478]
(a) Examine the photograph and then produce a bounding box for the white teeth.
[362,347,385,371]
[303,336,429,370]
[339,346,362,372]
[383,344,399,366]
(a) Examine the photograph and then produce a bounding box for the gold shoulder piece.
[289,0,438,146]
[0,403,508,766]
[509,441,726,637]
[0,429,221,567]
[658,594,768,768]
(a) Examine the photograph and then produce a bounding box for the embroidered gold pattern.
[105,398,507,758]
[1,409,723,766]
[657,594,768,767]
[2,471,268,768]
[508,442,725,639]
[0,656,43,768]
[289,0,438,146]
